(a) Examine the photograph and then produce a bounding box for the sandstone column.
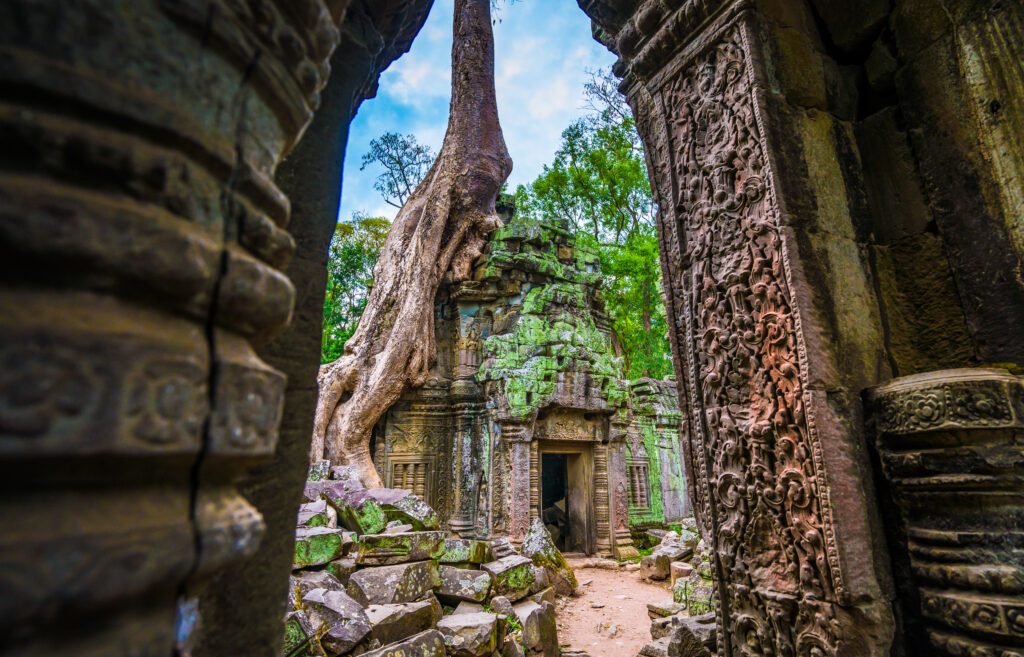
[867,368,1024,656]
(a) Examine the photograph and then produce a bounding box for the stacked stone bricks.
[283,463,561,657]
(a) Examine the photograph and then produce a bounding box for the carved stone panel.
[619,6,891,655]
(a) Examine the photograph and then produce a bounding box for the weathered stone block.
[288,570,344,608]
[293,527,351,569]
[670,561,692,585]
[647,601,686,619]
[482,555,535,602]
[300,588,371,655]
[365,596,442,646]
[436,611,499,657]
[346,560,440,606]
[521,518,577,596]
[297,498,337,528]
[511,600,558,657]
[308,460,332,482]
[438,565,492,602]
[441,538,493,564]
[324,557,357,585]
[672,572,714,616]
[325,485,440,534]
[665,612,716,656]
[453,600,485,615]
[360,629,447,657]
[355,530,446,565]
[526,587,556,606]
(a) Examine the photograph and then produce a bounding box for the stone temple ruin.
[1,1,1022,656]
[373,204,689,558]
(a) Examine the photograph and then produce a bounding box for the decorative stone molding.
[867,368,1024,656]
[870,368,1024,435]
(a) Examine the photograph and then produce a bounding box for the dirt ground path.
[556,561,671,657]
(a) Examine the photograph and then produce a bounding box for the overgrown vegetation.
[323,68,672,379]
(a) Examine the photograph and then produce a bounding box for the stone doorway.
[540,443,595,556]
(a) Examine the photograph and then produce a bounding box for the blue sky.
[339,0,617,220]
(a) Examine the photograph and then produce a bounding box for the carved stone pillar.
[491,419,533,546]
[867,368,1024,656]
[582,1,896,654]
[593,443,612,557]
[0,1,348,653]
[608,415,639,559]
[450,379,485,537]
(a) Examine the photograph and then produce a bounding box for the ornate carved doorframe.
[584,1,897,654]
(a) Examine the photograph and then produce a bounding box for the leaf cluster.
[321,214,391,362]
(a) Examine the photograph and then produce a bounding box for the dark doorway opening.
[541,453,569,551]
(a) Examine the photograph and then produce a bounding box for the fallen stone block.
[437,611,499,657]
[282,610,320,657]
[293,527,352,569]
[300,588,371,655]
[356,530,446,565]
[482,555,535,602]
[438,565,492,602]
[347,560,440,606]
[490,537,517,558]
[441,538,493,565]
[511,600,558,657]
[365,596,442,646]
[489,595,514,616]
[521,518,577,596]
[501,633,526,657]
[640,554,670,581]
[639,636,670,657]
[672,571,714,616]
[288,570,344,608]
[297,498,337,528]
[526,587,556,606]
[324,557,357,585]
[453,600,485,615]
[325,485,440,534]
[647,601,686,619]
[658,612,716,656]
[670,561,693,585]
[360,629,447,657]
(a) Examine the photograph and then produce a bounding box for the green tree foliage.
[516,68,672,379]
[321,215,391,362]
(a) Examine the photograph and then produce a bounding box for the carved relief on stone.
[536,408,602,442]
[868,368,1024,656]
[644,17,844,655]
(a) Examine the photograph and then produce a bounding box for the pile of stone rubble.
[637,524,717,657]
[283,462,575,657]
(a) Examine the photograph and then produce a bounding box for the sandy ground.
[556,561,671,657]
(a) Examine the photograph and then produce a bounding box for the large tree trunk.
[311,0,512,486]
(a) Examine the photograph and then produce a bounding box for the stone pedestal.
[867,368,1024,656]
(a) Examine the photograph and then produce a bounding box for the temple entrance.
[540,444,595,555]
